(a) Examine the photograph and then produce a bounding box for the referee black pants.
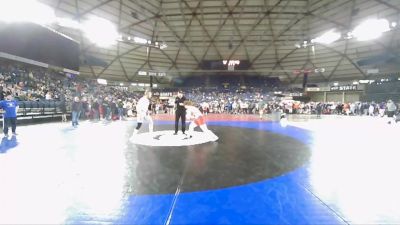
[3,117,17,135]
[175,110,186,133]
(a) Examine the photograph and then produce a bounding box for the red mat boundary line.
[153,114,269,122]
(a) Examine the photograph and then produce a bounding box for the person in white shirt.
[232,101,238,114]
[131,90,153,137]
[185,101,218,142]
[45,92,52,100]
[201,102,209,115]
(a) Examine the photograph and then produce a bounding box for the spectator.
[71,96,82,128]
[0,93,19,137]
[387,100,397,124]
[92,99,100,121]
[0,86,4,101]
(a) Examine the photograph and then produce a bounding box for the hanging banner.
[330,85,358,91]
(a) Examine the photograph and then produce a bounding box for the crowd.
[182,88,399,118]
[187,93,399,119]
[0,61,144,122]
[1,61,399,127]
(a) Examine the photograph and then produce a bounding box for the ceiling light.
[352,19,390,41]
[97,79,107,85]
[344,32,353,39]
[353,81,359,85]
[0,0,56,25]
[333,82,339,86]
[314,68,326,73]
[138,71,147,76]
[134,37,148,44]
[119,83,124,86]
[313,30,341,44]
[391,22,397,27]
[82,16,119,47]
[131,83,137,86]
[160,42,168,49]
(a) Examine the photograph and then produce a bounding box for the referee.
[174,91,186,135]
[0,93,19,137]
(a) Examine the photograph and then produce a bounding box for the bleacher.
[362,81,400,102]
[1,100,69,125]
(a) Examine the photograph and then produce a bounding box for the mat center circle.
[130,130,214,146]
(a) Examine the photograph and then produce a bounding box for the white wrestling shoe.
[129,130,139,142]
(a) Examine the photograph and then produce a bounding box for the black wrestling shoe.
[183,135,193,140]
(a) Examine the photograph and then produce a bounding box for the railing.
[1,100,69,120]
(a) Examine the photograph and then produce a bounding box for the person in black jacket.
[92,99,100,121]
[316,103,322,118]
[174,91,186,135]
[0,86,4,101]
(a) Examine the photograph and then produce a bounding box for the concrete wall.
[307,91,362,102]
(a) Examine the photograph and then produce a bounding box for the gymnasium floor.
[0,114,399,224]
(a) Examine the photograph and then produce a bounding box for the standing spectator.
[60,95,67,122]
[201,102,210,115]
[81,97,88,120]
[126,100,133,117]
[117,99,124,120]
[379,102,386,117]
[258,98,265,119]
[71,96,81,128]
[92,99,100,121]
[110,99,118,120]
[99,98,105,119]
[350,103,356,115]
[232,101,238,114]
[316,103,322,118]
[0,86,4,101]
[104,97,111,120]
[168,98,175,115]
[0,93,19,137]
[387,100,397,124]
[363,102,369,115]
[369,102,375,116]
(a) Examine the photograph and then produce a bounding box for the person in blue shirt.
[0,93,19,137]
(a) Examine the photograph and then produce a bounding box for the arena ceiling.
[40,0,400,84]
